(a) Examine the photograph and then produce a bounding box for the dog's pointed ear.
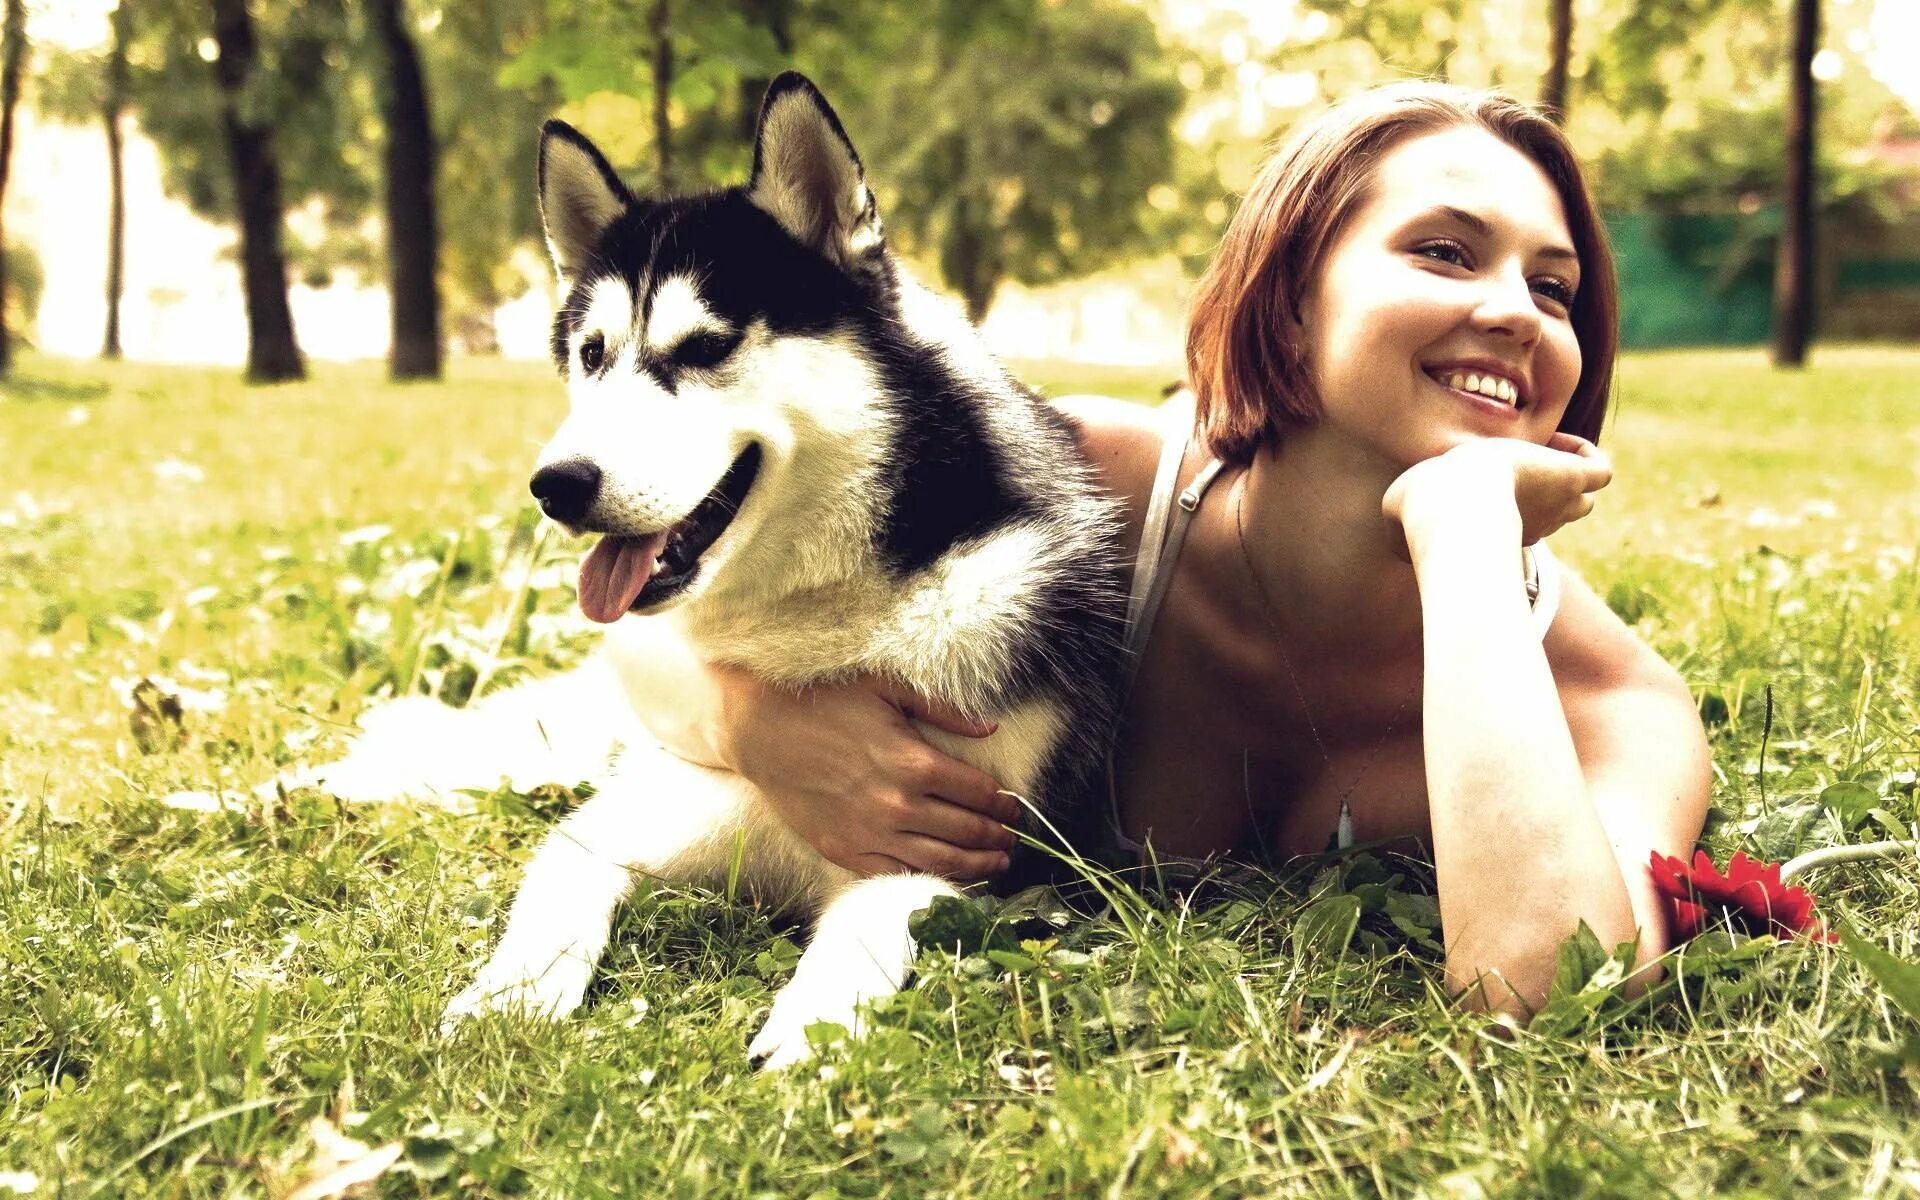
[538,120,632,281]
[747,72,884,273]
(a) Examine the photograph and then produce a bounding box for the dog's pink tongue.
[578,532,669,623]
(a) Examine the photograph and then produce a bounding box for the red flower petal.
[1649,851,1694,901]
[1671,898,1708,940]
[1647,848,1836,944]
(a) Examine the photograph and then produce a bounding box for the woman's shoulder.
[1052,391,1190,500]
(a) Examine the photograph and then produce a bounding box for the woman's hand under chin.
[1381,432,1612,559]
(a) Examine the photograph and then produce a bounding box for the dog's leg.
[442,741,767,1026]
[306,656,637,806]
[747,873,961,1071]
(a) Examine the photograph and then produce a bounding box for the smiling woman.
[644,81,1712,1020]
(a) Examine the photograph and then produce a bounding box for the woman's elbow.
[1443,918,1670,1022]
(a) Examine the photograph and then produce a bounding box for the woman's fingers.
[900,793,1015,852]
[1543,432,1612,492]
[919,752,1018,823]
[850,852,921,877]
[873,678,998,738]
[888,835,1010,882]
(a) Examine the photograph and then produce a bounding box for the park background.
[3,1,1920,1197]
[0,0,1918,375]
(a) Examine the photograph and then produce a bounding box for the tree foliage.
[122,0,377,286]
[856,0,1182,320]
[495,0,1179,321]
[422,0,551,348]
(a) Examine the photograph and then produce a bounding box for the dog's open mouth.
[576,444,762,622]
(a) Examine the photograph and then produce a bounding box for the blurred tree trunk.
[103,0,129,360]
[941,139,1001,323]
[0,0,26,375]
[1541,0,1572,123]
[209,0,305,382]
[651,0,672,191]
[735,0,792,144]
[1771,0,1816,367]
[372,0,442,380]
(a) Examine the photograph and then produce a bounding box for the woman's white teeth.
[1443,370,1518,406]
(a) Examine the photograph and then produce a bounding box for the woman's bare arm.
[1388,437,1710,1015]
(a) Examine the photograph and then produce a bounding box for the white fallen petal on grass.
[115,675,228,714]
[160,790,228,812]
[275,1115,405,1200]
[0,1170,39,1194]
[175,659,231,685]
[338,524,393,546]
[151,457,205,483]
[184,586,221,607]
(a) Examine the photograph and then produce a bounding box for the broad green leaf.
[1530,989,1608,1039]
[1382,890,1441,932]
[986,949,1039,973]
[909,894,989,953]
[1818,781,1878,828]
[1293,894,1362,956]
[1841,930,1920,1024]
[1350,882,1390,914]
[995,885,1073,930]
[1869,809,1911,841]
[1750,801,1823,861]
[1550,921,1610,1003]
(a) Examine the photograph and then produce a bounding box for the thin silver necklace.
[1230,469,1416,849]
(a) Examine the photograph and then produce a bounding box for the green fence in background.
[1608,212,1774,349]
[1609,210,1920,347]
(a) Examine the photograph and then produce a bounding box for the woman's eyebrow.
[1416,205,1580,265]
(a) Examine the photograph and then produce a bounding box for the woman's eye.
[1532,277,1577,308]
[1415,239,1471,268]
[675,330,742,371]
[580,334,606,373]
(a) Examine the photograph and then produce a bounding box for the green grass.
[2,348,1918,1197]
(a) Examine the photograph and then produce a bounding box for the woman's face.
[1298,124,1585,467]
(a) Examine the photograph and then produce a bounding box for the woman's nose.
[1471,263,1542,343]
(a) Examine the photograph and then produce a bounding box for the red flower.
[1648,850,1838,943]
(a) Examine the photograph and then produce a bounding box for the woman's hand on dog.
[713,666,1016,881]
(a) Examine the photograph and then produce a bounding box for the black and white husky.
[313,74,1122,1068]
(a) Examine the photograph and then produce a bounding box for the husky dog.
[321,74,1122,1068]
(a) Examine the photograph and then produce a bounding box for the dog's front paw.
[305,748,464,806]
[440,948,596,1032]
[747,978,867,1071]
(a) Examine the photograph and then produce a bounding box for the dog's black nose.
[529,459,601,525]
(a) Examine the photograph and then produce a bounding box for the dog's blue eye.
[580,334,605,374]
[675,330,741,371]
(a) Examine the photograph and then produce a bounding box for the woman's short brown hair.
[1185,82,1618,464]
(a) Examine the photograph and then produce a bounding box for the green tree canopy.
[121,0,377,286]
[497,0,1181,320]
